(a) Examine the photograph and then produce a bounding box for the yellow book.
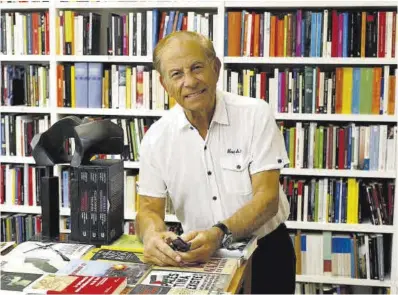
[126,66,132,109]
[352,180,359,224]
[283,14,288,57]
[289,127,295,167]
[243,70,249,97]
[104,69,109,108]
[101,234,144,253]
[347,178,356,224]
[64,11,73,54]
[71,65,76,108]
[342,67,353,114]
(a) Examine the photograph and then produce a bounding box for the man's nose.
[183,73,198,88]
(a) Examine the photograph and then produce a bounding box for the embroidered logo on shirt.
[227,148,242,154]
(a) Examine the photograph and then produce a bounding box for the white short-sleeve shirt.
[138,90,290,239]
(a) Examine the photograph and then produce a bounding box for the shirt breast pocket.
[220,156,252,195]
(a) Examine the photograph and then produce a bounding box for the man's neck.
[184,103,216,140]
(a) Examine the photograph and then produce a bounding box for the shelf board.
[295,275,391,287]
[55,1,218,9]
[224,57,398,65]
[286,221,396,233]
[0,106,51,114]
[124,211,179,223]
[0,55,50,62]
[281,168,396,178]
[225,0,397,8]
[275,113,397,122]
[0,205,41,215]
[124,161,140,169]
[0,3,50,10]
[56,107,167,117]
[0,156,36,164]
[56,55,152,63]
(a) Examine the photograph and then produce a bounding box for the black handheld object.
[167,237,191,252]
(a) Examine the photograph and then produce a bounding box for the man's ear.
[213,57,221,78]
[159,75,166,91]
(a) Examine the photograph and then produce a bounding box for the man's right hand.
[142,231,183,267]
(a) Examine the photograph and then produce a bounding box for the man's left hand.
[177,227,223,263]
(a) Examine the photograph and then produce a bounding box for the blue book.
[166,11,175,36]
[62,170,69,208]
[316,13,322,57]
[27,14,32,55]
[74,63,88,108]
[352,68,360,114]
[152,9,159,50]
[177,12,184,31]
[334,180,341,223]
[341,181,347,223]
[310,13,317,57]
[88,63,103,108]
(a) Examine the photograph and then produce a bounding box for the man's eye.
[193,66,202,71]
[171,72,181,78]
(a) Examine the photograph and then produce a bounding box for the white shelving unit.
[1,0,397,292]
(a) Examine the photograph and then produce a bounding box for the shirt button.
[204,146,207,150]
[212,196,217,201]
[190,126,194,130]
[236,165,241,169]
[207,171,212,176]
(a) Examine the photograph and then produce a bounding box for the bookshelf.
[1,0,397,292]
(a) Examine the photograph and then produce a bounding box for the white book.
[151,69,157,110]
[231,71,239,95]
[299,74,303,113]
[143,70,150,109]
[256,73,261,99]
[319,72,325,112]
[295,122,302,169]
[187,11,195,31]
[246,13,252,57]
[6,13,13,54]
[303,184,309,222]
[146,10,153,57]
[386,12,393,58]
[111,65,119,109]
[263,12,270,57]
[383,65,390,114]
[378,125,387,171]
[323,10,328,57]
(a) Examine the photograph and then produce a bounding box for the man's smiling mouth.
[185,88,206,99]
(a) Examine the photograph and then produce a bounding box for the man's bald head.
[153,31,216,75]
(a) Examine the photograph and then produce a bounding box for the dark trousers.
[250,223,296,294]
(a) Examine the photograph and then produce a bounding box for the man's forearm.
[136,211,167,243]
[223,191,279,240]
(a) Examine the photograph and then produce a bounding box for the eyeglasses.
[23,243,70,261]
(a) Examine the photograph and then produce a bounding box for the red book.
[378,11,386,57]
[331,10,339,57]
[338,127,345,170]
[27,274,127,294]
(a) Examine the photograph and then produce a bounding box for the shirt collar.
[175,89,229,130]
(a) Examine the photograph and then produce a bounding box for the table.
[227,257,252,294]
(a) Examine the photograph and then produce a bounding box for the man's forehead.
[161,48,207,70]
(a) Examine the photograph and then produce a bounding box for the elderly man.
[136,31,296,294]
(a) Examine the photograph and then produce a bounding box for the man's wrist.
[209,226,224,248]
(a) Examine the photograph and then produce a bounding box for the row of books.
[226,10,397,58]
[0,213,42,243]
[0,114,50,157]
[57,63,176,110]
[279,123,397,171]
[1,64,50,107]
[291,231,390,281]
[0,237,246,294]
[294,283,389,294]
[0,12,50,55]
[224,66,397,115]
[281,176,395,225]
[56,9,218,57]
[0,164,47,206]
